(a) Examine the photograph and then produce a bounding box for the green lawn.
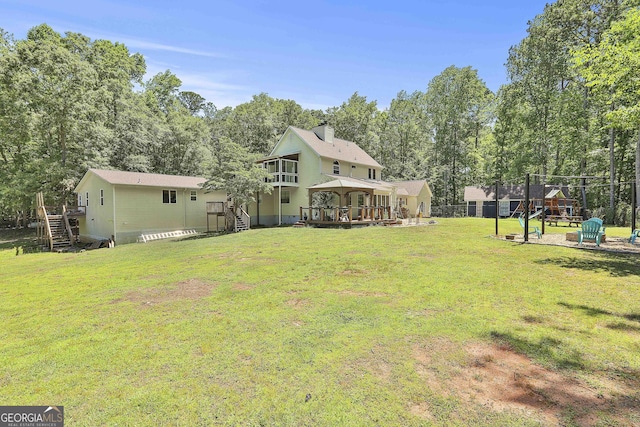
[1,218,639,426]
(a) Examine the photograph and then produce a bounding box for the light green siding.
[75,171,226,244]
[251,129,325,225]
[76,173,116,242]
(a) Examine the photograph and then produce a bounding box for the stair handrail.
[62,205,74,244]
[238,207,250,231]
[38,194,54,251]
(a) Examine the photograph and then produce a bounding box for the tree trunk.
[609,127,615,212]
[636,126,640,207]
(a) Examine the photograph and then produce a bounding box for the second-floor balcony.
[263,157,299,187]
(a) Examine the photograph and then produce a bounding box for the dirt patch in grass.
[502,233,640,254]
[332,290,389,298]
[339,268,366,276]
[285,298,310,308]
[232,283,254,291]
[412,339,640,425]
[115,279,216,306]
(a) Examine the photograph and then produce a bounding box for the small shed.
[464,184,571,218]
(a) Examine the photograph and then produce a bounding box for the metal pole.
[495,180,499,236]
[524,174,530,242]
[632,181,637,232]
[541,178,546,235]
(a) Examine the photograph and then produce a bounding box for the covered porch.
[301,178,397,226]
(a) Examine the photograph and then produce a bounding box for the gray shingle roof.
[463,185,571,201]
[288,127,382,168]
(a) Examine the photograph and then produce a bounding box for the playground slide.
[528,210,543,220]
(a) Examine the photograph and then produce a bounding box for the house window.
[190,190,197,201]
[78,194,83,207]
[357,194,364,206]
[86,192,89,206]
[333,160,340,175]
[163,189,177,204]
[281,190,290,204]
[100,189,104,206]
[368,168,376,180]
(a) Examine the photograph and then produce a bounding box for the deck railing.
[62,205,75,243]
[300,206,394,224]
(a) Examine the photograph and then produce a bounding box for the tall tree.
[574,7,640,203]
[325,92,379,156]
[425,66,493,205]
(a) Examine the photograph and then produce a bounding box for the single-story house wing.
[73,169,227,244]
[390,180,432,218]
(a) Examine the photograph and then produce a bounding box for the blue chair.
[590,217,606,234]
[519,215,541,239]
[629,229,640,244]
[577,218,604,246]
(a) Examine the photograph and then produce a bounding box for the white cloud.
[143,60,253,108]
[115,37,226,59]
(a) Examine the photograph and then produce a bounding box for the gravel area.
[500,231,640,254]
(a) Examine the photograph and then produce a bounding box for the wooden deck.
[300,206,398,227]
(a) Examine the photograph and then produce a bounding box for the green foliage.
[425,66,494,204]
[204,135,272,207]
[574,7,640,130]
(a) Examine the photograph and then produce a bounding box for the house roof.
[76,169,207,191]
[287,126,382,168]
[390,180,432,197]
[463,184,572,202]
[321,175,395,193]
[308,178,378,191]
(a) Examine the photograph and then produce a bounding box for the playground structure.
[511,197,583,227]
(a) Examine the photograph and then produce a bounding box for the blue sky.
[2,0,549,110]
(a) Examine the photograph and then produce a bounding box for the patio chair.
[577,218,604,246]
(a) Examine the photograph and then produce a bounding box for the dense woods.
[2,1,640,225]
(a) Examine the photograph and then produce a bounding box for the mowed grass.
[1,218,639,426]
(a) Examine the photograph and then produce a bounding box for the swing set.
[493,174,638,242]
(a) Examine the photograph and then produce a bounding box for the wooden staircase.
[36,193,74,251]
[234,212,250,231]
[225,205,250,232]
[47,215,73,250]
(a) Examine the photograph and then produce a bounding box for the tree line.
[1,1,640,225]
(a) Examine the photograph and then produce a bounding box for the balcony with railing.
[263,158,299,187]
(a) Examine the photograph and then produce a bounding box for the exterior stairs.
[234,213,249,231]
[48,215,72,250]
[36,192,74,251]
[224,205,251,233]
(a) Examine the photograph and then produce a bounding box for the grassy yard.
[1,218,639,426]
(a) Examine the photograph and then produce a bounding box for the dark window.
[163,190,177,204]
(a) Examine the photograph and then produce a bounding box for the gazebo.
[302,178,395,225]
